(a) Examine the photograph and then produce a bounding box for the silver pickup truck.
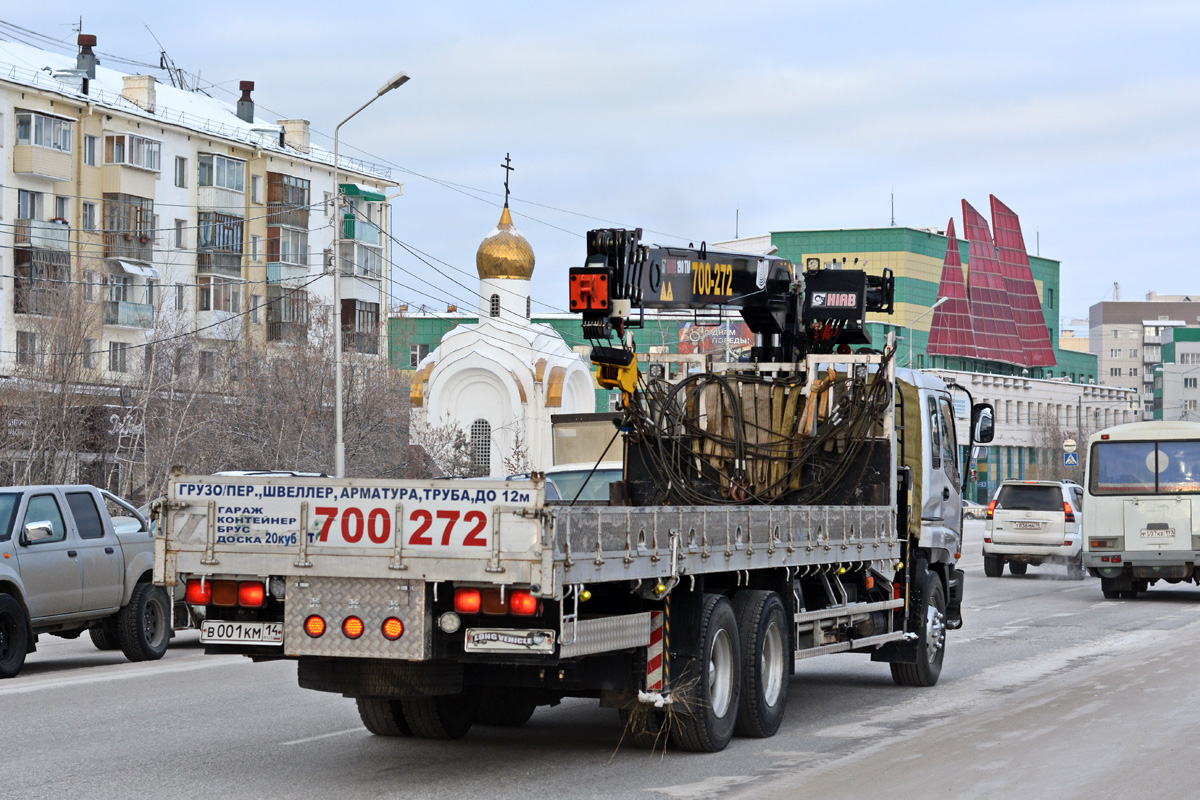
[0,485,172,678]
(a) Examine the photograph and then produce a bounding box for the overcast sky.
[5,2,1199,331]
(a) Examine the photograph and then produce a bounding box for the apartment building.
[1090,293,1200,416]
[1,34,396,384]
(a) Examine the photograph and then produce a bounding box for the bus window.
[1090,441,1156,495]
[1157,441,1200,493]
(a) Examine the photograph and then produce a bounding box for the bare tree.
[411,413,472,477]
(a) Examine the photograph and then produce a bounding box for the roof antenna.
[145,24,183,89]
[735,205,739,239]
[890,189,896,227]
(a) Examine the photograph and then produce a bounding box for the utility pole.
[1077,393,1083,484]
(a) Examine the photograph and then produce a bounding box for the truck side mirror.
[21,520,55,545]
[972,403,995,444]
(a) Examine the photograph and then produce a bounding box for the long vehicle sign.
[169,479,540,552]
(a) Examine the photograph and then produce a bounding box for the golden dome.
[476,206,535,280]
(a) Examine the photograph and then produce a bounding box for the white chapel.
[409,203,595,476]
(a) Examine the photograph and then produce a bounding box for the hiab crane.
[154,227,994,753]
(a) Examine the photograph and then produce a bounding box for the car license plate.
[201,620,283,645]
[1012,521,1043,530]
[1141,528,1175,539]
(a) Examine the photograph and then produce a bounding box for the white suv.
[983,480,1085,579]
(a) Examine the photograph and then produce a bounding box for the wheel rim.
[144,594,166,646]
[925,601,945,664]
[761,620,784,708]
[708,628,733,717]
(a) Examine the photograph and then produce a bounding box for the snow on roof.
[0,37,394,182]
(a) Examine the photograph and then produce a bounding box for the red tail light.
[986,500,997,520]
[238,581,265,608]
[381,617,405,640]
[342,616,365,639]
[893,582,903,600]
[455,588,482,614]
[185,579,211,605]
[1064,501,1075,523]
[509,590,539,616]
[304,615,326,637]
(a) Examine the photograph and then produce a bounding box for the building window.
[104,133,161,171]
[1187,400,1199,413]
[84,270,100,303]
[470,419,491,477]
[175,284,185,311]
[526,296,531,319]
[1129,348,1138,358]
[108,274,131,303]
[1110,367,1122,377]
[489,294,500,318]
[269,228,307,265]
[83,339,98,370]
[1110,349,1121,358]
[54,196,69,221]
[197,276,242,312]
[1046,287,1054,309]
[82,202,98,231]
[251,175,263,204]
[251,234,262,262]
[197,211,244,253]
[18,190,42,220]
[175,156,188,188]
[1130,367,1138,377]
[15,331,37,366]
[409,343,429,368]
[198,154,245,192]
[84,134,97,166]
[175,219,186,249]
[1113,329,1120,338]
[324,191,334,217]
[16,112,72,151]
[250,294,262,323]
[108,341,128,373]
[1186,378,1198,389]
[199,350,215,379]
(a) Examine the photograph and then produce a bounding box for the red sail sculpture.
[927,217,977,360]
[961,199,1025,365]
[990,195,1057,367]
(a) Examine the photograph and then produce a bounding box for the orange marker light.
[381,617,405,640]
[304,615,326,638]
[211,580,238,607]
[510,590,539,616]
[342,616,365,639]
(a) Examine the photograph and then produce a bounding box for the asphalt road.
[5,520,1199,800]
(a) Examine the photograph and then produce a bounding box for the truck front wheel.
[732,590,789,738]
[669,594,741,752]
[117,583,171,662]
[356,697,412,736]
[0,593,28,679]
[890,569,945,688]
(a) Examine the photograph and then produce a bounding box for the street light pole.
[331,70,410,478]
[906,296,948,369]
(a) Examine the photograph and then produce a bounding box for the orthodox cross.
[501,153,514,207]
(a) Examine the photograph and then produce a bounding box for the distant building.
[1152,327,1200,421]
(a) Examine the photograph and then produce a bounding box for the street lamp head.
[377,71,411,96]
[932,296,949,308]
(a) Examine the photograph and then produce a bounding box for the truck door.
[937,396,963,543]
[16,492,82,618]
[66,490,124,611]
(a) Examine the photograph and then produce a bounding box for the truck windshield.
[1090,440,1200,495]
[548,468,623,503]
[995,485,1062,511]
[0,493,20,542]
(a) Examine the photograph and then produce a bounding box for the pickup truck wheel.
[476,687,537,727]
[356,697,412,736]
[669,594,741,752]
[0,594,28,679]
[117,583,171,662]
[983,554,1004,578]
[400,691,477,739]
[1008,561,1028,576]
[732,590,789,738]
[890,569,945,688]
[89,618,120,651]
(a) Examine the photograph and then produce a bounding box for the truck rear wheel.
[476,687,537,727]
[400,691,477,739]
[732,590,789,738]
[1008,561,1028,576]
[983,554,1003,578]
[117,583,171,662]
[0,594,28,679]
[669,594,741,752]
[356,697,412,736]
[890,569,945,688]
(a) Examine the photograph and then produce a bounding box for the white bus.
[1083,420,1200,599]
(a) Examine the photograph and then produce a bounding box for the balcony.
[343,330,379,355]
[104,232,154,262]
[268,321,308,343]
[268,205,309,229]
[16,218,71,251]
[267,263,309,284]
[103,300,155,329]
[14,144,72,181]
[342,216,381,246]
[197,250,243,278]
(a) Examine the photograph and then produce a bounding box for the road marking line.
[0,654,244,696]
[282,728,362,746]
